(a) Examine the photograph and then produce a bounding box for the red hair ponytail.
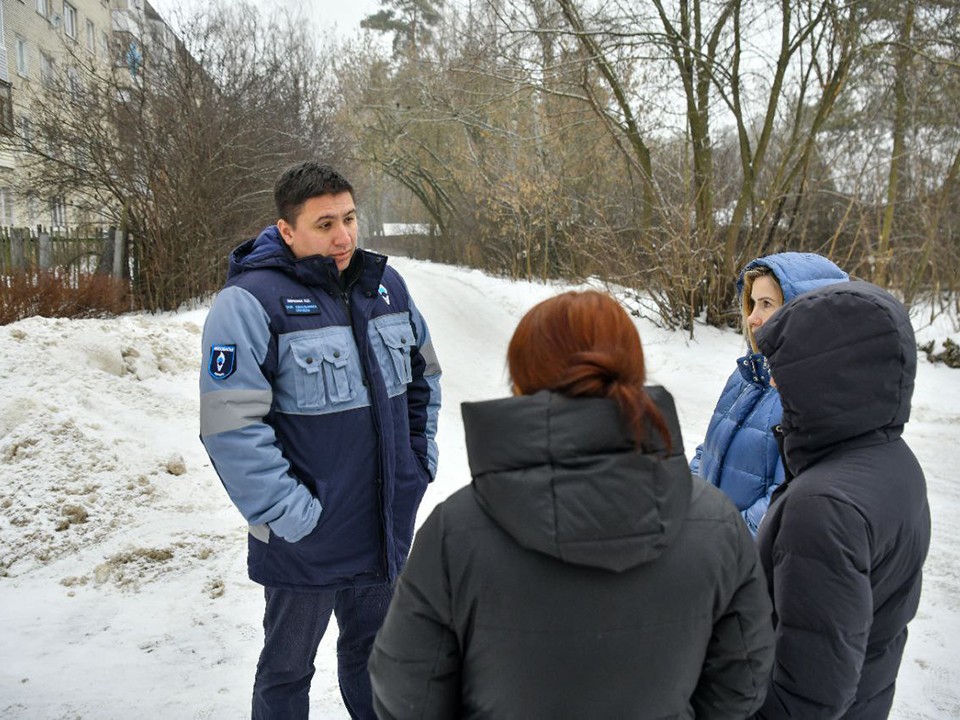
[507,291,671,452]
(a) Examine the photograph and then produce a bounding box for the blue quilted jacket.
[199,226,441,589]
[690,252,847,535]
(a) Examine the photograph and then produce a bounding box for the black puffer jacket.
[753,282,931,719]
[369,387,774,719]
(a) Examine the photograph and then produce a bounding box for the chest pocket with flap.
[371,314,415,395]
[287,329,358,409]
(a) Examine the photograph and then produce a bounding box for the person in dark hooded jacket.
[368,290,774,719]
[752,281,930,719]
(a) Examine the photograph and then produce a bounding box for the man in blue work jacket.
[200,161,441,719]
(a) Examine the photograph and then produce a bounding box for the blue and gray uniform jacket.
[690,252,847,536]
[199,226,441,589]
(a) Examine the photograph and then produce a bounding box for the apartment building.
[0,0,170,229]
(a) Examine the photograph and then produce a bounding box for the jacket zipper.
[337,270,391,580]
[770,424,793,506]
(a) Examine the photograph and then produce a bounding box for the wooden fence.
[0,226,128,281]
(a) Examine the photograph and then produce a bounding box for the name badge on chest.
[283,297,321,315]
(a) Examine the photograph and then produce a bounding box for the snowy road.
[0,256,957,718]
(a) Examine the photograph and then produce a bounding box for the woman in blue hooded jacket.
[690,252,848,536]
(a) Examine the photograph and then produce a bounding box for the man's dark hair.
[274,162,354,225]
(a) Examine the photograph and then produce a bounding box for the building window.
[67,69,81,102]
[16,37,28,76]
[46,127,60,160]
[20,116,33,151]
[64,3,78,39]
[0,189,14,227]
[40,52,55,85]
[36,0,48,18]
[50,197,67,228]
[0,83,12,137]
[27,195,39,225]
[125,41,143,78]
[86,19,95,51]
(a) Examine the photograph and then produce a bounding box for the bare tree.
[342,0,960,328]
[8,1,347,311]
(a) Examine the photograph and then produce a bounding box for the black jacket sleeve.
[369,506,461,719]
[692,515,776,718]
[754,495,872,719]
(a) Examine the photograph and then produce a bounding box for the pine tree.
[361,0,443,58]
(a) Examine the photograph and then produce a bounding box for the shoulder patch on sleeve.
[208,344,237,380]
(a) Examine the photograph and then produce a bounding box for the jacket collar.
[228,225,387,294]
[737,352,772,387]
[461,387,692,572]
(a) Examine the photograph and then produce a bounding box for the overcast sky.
[149,0,382,36]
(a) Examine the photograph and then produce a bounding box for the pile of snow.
[1,257,958,718]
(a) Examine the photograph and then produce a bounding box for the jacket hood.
[228,225,296,278]
[756,281,916,473]
[461,387,693,572]
[736,252,849,303]
[227,225,383,290]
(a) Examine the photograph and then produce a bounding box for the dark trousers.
[251,583,393,720]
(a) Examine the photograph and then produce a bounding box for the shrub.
[919,339,960,369]
[0,270,131,325]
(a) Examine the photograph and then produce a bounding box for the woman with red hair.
[369,290,774,719]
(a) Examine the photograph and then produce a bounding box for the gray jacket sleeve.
[369,506,461,719]
[200,286,321,542]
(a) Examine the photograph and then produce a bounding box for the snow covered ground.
[1,256,958,719]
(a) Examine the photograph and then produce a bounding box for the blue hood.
[736,252,849,302]
[227,225,344,288]
[228,226,292,278]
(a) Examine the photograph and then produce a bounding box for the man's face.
[277,191,357,270]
